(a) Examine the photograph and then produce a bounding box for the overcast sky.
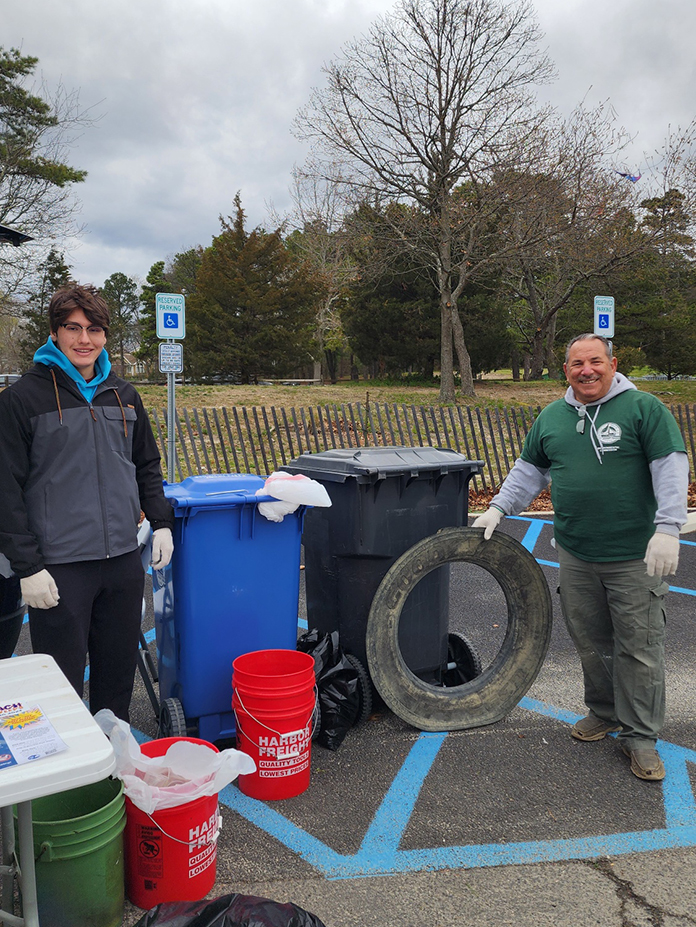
[3,0,695,287]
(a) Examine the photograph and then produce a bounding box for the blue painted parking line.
[508,516,696,596]
[126,520,696,878]
[515,516,546,552]
[209,700,696,879]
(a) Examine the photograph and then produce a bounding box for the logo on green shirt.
[598,422,622,445]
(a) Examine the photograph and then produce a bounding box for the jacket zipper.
[89,399,111,558]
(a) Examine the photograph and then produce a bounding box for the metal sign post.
[156,296,185,483]
[167,361,175,484]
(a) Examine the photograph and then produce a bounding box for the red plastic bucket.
[232,649,316,800]
[124,737,220,909]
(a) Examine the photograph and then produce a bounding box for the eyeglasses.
[59,323,107,337]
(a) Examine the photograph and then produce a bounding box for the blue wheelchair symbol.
[164,312,178,329]
[598,313,609,329]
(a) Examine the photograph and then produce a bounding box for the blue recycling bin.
[152,473,305,742]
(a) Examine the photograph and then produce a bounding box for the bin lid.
[282,446,483,483]
[164,473,267,510]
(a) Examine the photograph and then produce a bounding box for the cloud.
[4,0,695,286]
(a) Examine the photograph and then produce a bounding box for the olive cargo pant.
[557,544,669,749]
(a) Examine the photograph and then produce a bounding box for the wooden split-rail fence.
[148,401,696,492]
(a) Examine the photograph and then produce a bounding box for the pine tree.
[101,272,140,377]
[19,249,72,368]
[187,195,322,383]
[137,261,172,371]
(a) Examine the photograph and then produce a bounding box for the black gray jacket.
[0,364,174,578]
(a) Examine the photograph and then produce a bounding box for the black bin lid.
[283,446,483,483]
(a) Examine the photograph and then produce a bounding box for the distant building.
[122,352,147,378]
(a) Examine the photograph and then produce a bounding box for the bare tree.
[285,165,358,382]
[294,0,555,400]
[498,100,640,377]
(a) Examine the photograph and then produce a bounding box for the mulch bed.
[469,484,696,513]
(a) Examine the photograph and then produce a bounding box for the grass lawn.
[135,373,696,411]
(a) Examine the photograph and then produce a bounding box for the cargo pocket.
[647,580,669,645]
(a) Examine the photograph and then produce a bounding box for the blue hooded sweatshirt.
[33,337,112,403]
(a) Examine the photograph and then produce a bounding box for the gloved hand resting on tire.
[472,506,504,540]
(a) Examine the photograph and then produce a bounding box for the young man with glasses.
[0,284,174,720]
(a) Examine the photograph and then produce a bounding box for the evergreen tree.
[166,247,203,297]
[344,270,440,379]
[19,249,72,368]
[187,196,322,383]
[137,261,172,371]
[101,272,140,377]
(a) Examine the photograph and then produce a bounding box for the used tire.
[366,526,552,732]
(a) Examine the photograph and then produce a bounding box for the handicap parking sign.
[593,296,614,338]
[156,293,185,339]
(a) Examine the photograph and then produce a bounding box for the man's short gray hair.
[565,333,613,364]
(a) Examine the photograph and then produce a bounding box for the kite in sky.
[615,170,642,182]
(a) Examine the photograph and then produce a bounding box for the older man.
[474,334,688,781]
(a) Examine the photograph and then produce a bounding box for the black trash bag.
[133,892,329,927]
[297,629,359,751]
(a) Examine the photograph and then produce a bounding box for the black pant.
[29,549,144,721]
[0,614,23,660]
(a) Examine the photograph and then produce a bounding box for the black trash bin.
[283,447,483,683]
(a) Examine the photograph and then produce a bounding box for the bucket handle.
[37,841,52,863]
[233,687,319,750]
[142,809,222,848]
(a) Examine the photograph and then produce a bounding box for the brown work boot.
[571,715,622,742]
[620,743,666,781]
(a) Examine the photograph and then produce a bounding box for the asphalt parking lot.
[11,514,696,926]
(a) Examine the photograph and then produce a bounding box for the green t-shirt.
[520,390,685,561]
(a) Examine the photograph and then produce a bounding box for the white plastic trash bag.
[257,471,331,523]
[95,709,256,814]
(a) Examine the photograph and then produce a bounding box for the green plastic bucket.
[17,777,126,927]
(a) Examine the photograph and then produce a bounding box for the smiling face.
[563,337,617,405]
[51,308,107,381]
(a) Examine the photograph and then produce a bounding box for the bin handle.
[233,687,320,748]
[143,808,221,847]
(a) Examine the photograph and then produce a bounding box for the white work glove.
[20,569,60,609]
[151,527,174,569]
[644,532,680,578]
[472,506,504,540]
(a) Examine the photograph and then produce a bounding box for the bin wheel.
[345,652,373,725]
[158,697,187,738]
[441,632,482,687]
[366,527,552,732]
